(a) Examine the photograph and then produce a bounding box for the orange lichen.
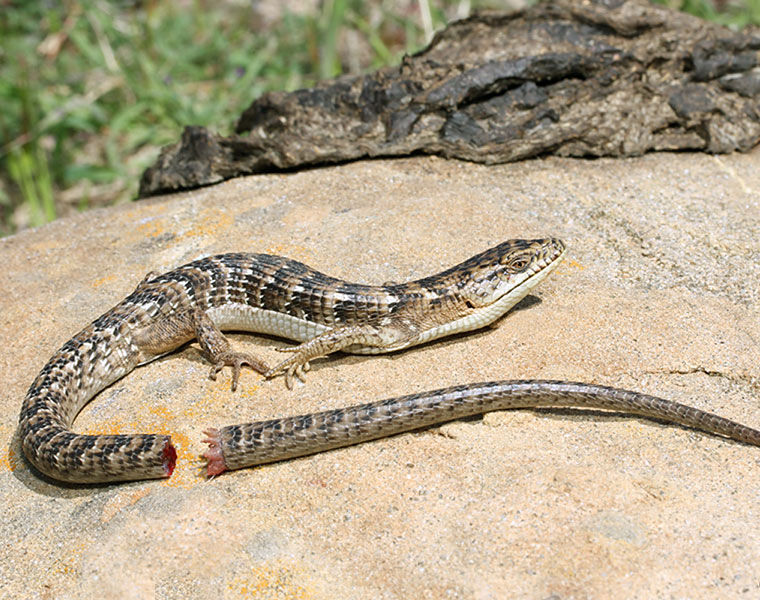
[2,444,20,473]
[175,210,234,242]
[135,218,168,239]
[562,258,586,271]
[49,540,87,578]
[92,273,118,288]
[227,565,312,599]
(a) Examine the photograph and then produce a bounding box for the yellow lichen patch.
[161,429,196,489]
[562,258,586,271]
[49,540,87,578]
[187,364,266,424]
[101,487,152,522]
[2,444,20,473]
[226,564,312,600]
[136,218,168,239]
[141,404,196,489]
[117,206,171,244]
[146,404,176,422]
[176,210,235,243]
[84,419,133,437]
[550,256,586,278]
[205,376,264,405]
[92,273,118,288]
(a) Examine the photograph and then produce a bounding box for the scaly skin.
[19,238,759,484]
[19,238,564,483]
[203,381,760,476]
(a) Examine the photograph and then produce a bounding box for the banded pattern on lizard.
[19,238,563,483]
[18,238,760,484]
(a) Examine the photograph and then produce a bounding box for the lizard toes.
[208,361,225,381]
[209,352,269,391]
[276,345,301,354]
[284,369,294,390]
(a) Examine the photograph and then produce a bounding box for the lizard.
[18,238,760,483]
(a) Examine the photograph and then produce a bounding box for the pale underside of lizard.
[18,238,760,484]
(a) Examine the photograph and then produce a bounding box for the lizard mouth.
[498,239,566,309]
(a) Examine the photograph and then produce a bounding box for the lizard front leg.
[266,317,419,388]
[134,307,269,391]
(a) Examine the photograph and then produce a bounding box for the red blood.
[162,440,177,477]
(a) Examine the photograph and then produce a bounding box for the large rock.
[2,150,760,598]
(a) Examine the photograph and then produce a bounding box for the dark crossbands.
[17,239,760,484]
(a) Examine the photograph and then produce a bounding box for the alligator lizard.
[18,238,760,484]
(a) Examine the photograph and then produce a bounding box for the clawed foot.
[265,346,313,389]
[209,351,269,391]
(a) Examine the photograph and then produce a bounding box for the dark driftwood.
[138,0,760,197]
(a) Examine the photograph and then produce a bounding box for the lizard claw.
[209,351,269,391]
[266,356,310,389]
[292,363,307,383]
[279,363,305,390]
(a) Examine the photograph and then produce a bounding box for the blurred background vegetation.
[1,0,759,236]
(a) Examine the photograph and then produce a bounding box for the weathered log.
[139,0,760,197]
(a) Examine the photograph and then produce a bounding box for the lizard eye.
[507,257,529,271]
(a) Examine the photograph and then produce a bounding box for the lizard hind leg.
[134,307,270,391]
[192,309,269,391]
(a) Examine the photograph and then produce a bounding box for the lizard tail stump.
[18,239,760,484]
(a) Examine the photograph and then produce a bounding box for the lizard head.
[455,237,566,314]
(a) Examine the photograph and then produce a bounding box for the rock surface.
[2,150,760,598]
[139,0,760,197]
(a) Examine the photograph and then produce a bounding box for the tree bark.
[139,0,760,197]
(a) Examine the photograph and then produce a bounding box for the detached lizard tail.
[203,380,760,475]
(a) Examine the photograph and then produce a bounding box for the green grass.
[0,0,758,236]
[657,0,760,26]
